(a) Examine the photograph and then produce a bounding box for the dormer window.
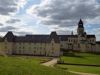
[51,39,55,43]
[4,38,8,42]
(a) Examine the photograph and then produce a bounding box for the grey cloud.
[30,0,100,27]
[0,0,18,15]
[97,0,100,3]
[14,31,32,35]
[57,30,72,35]
[0,6,17,15]
[6,18,21,24]
[0,23,3,26]
[0,0,26,15]
[0,26,17,32]
[40,19,78,28]
[55,26,77,35]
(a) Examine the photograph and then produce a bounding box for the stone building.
[60,19,100,53]
[0,31,60,57]
[0,19,100,57]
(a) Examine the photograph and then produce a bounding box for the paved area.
[42,58,58,67]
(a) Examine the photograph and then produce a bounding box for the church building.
[60,19,97,52]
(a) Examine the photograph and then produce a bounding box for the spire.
[78,19,83,28]
[79,19,83,24]
[71,31,73,35]
[77,19,85,35]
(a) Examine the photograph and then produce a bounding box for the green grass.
[57,53,100,74]
[61,53,100,65]
[0,56,76,75]
[56,64,100,74]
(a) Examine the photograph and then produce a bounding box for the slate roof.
[14,35,49,43]
[79,19,83,24]
[87,35,95,38]
[0,31,96,43]
[78,19,84,28]
[1,31,60,43]
[58,35,78,41]
[4,31,15,42]
[96,41,100,44]
[50,31,60,43]
[58,35,68,41]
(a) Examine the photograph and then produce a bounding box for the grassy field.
[61,53,100,65]
[56,64,100,74]
[0,56,76,75]
[56,53,100,74]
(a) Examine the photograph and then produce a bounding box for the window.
[40,47,42,49]
[5,46,7,49]
[74,40,75,43]
[40,51,42,55]
[52,43,53,46]
[34,47,36,49]
[78,44,80,48]
[69,39,70,42]
[23,47,24,49]
[52,51,54,54]
[19,47,21,50]
[61,45,63,47]
[52,47,54,50]
[34,51,36,54]
[19,50,21,54]
[71,40,73,42]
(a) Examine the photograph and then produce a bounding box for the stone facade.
[0,19,100,57]
[0,32,60,57]
[60,19,100,53]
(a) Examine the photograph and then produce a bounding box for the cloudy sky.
[0,0,100,41]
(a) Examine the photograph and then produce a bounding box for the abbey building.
[0,19,100,57]
[60,19,100,53]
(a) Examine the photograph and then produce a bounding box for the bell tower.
[77,19,84,35]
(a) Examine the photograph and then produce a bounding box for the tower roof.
[78,19,84,28]
[4,31,15,42]
[79,19,83,24]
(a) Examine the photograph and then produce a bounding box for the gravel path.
[42,58,58,67]
[69,71,99,75]
[42,58,99,75]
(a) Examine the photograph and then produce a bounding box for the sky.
[0,0,100,41]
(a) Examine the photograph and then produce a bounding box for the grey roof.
[87,35,95,38]
[78,19,84,28]
[96,41,100,44]
[58,35,78,41]
[0,31,96,43]
[1,31,60,43]
[3,31,15,42]
[58,35,68,41]
[14,35,49,43]
[50,32,60,43]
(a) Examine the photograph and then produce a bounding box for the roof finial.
[71,31,73,35]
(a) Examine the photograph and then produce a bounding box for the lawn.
[56,53,100,74]
[56,64,100,74]
[61,53,100,65]
[0,56,76,75]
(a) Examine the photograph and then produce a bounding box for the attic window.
[52,43,53,46]
[4,38,8,42]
